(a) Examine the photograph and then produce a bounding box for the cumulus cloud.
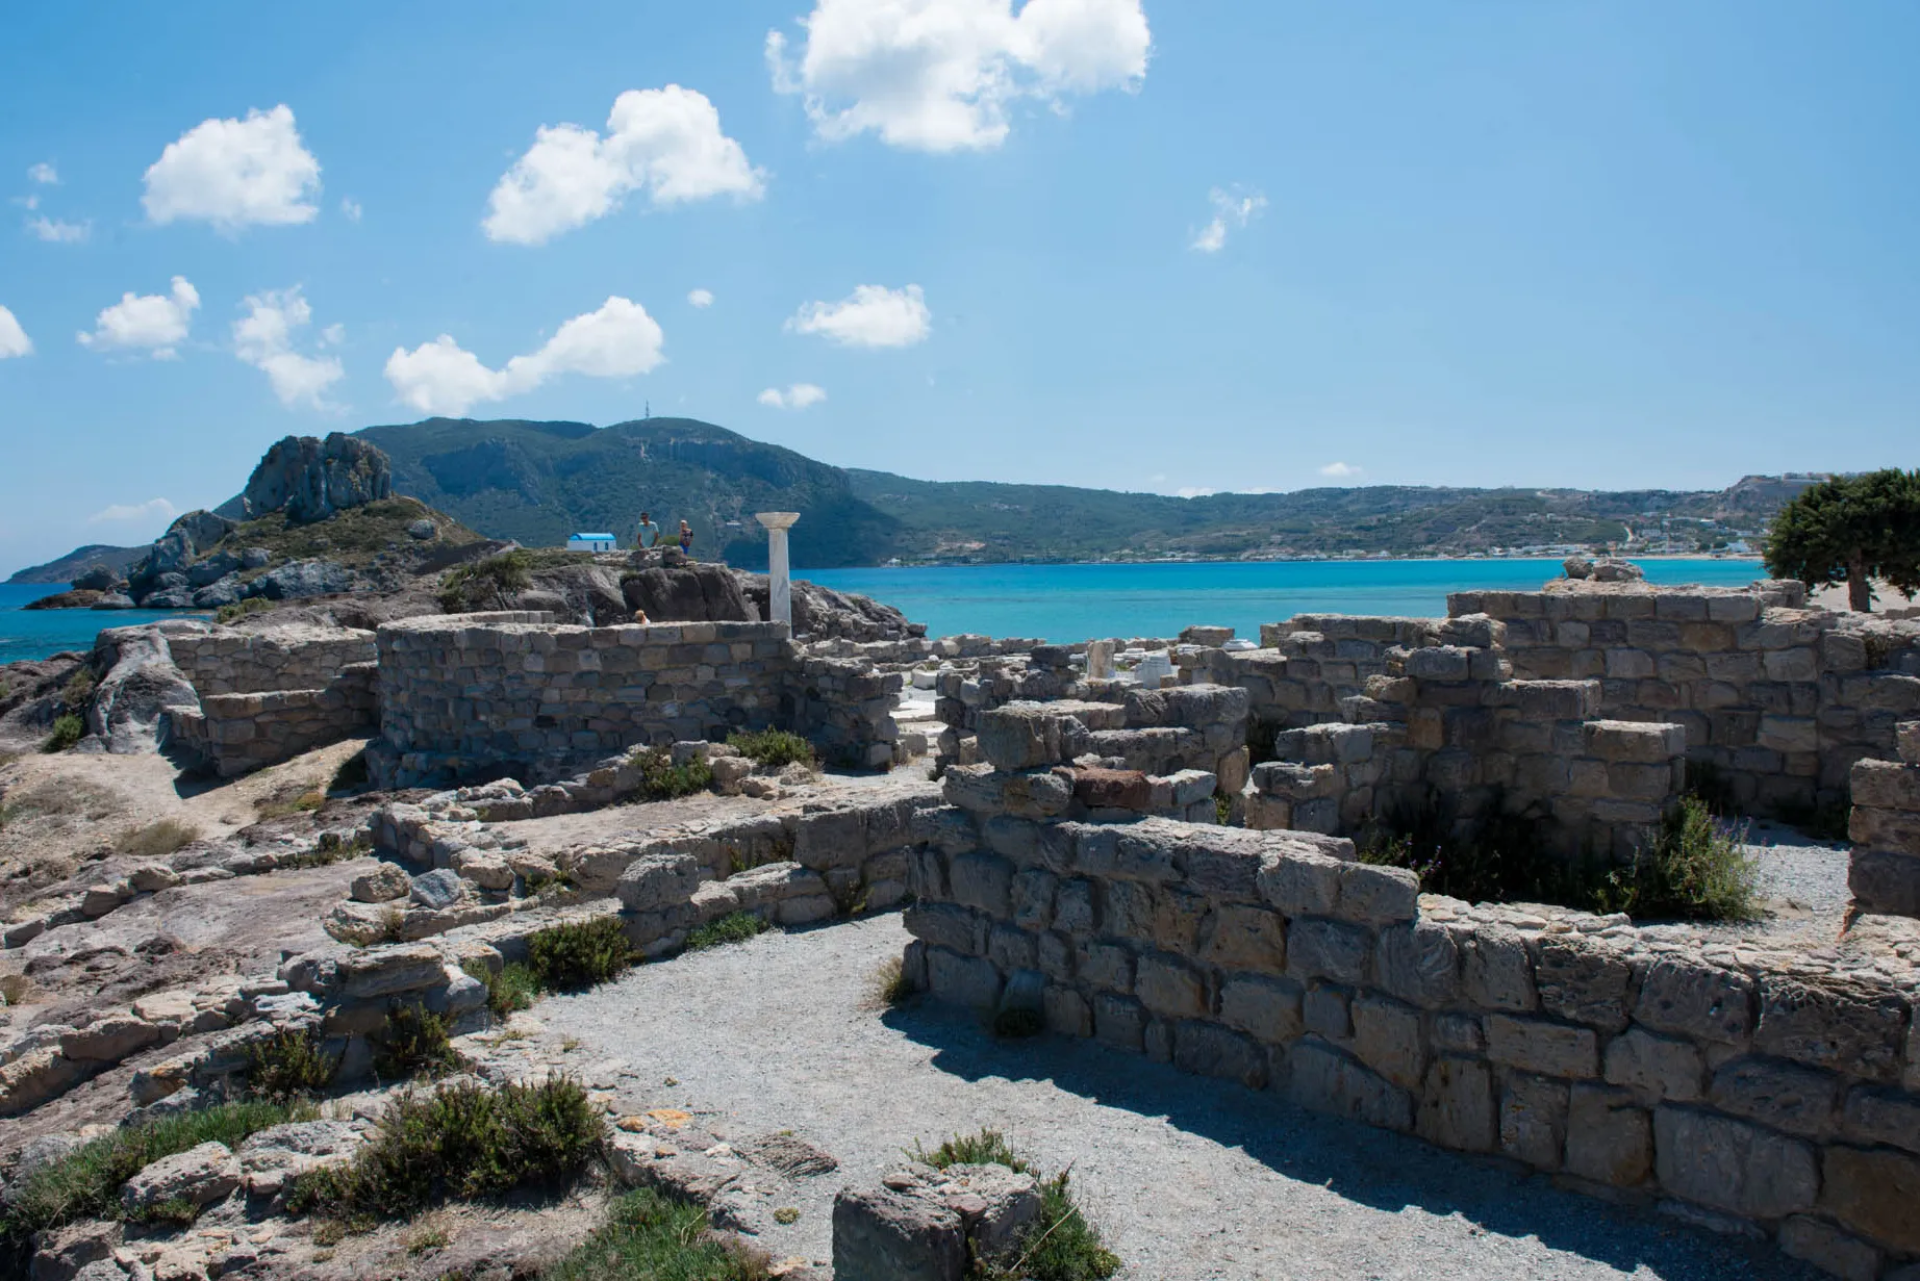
[788,284,930,348]
[27,216,90,243]
[341,198,362,222]
[78,276,200,358]
[385,296,665,415]
[1191,186,1266,253]
[687,288,714,308]
[0,304,32,358]
[483,86,765,245]
[758,383,828,410]
[28,163,58,185]
[143,105,321,230]
[767,0,1150,152]
[233,287,345,409]
[89,497,177,525]
[1319,462,1361,479]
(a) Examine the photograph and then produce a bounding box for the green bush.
[1594,796,1760,922]
[246,1026,340,1101]
[372,1005,461,1081]
[629,747,714,801]
[527,917,634,991]
[0,1100,311,1259]
[290,1076,604,1227]
[913,1130,1119,1281]
[439,550,534,613]
[544,1188,773,1281]
[61,667,96,707]
[725,729,815,769]
[465,960,540,1017]
[684,911,769,952]
[216,597,277,625]
[42,714,84,753]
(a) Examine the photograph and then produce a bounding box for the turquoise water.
[800,559,1771,644]
[0,583,200,664]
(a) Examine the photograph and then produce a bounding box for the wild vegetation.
[1765,467,1920,611]
[438,549,534,612]
[526,917,635,991]
[629,746,713,801]
[114,817,200,858]
[913,1129,1120,1281]
[683,911,769,952]
[245,1026,341,1102]
[725,729,815,769]
[543,1188,774,1281]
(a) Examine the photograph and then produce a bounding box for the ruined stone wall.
[167,663,379,778]
[168,629,377,696]
[1457,583,1920,816]
[1850,723,1920,918]
[903,718,1920,1275]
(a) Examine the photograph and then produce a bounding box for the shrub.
[284,830,374,870]
[629,747,713,802]
[544,1188,773,1281]
[464,960,539,1017]
[61,667,96,707]
[1213,791,1233,826]
[438,550,533,613]
[913,1131,1119,1281]
[866,956,915,1010]
[372,1005,461,1081]
[527,917,634,991]
[289,1076,604,1226]
[257,786,326,820]
[115,817,200,859]
[216,597,276,625]
[42,714,84,753]
[0,1099,311,1259]
[725,729,815,769]
[684,911,769,952]
[1594,796,1759,922]
[246,1026,340,1101]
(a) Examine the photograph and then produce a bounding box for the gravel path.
[542,914,1817,1281]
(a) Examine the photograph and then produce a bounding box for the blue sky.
[1,0,1916,575]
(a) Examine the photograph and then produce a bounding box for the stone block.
[1653,1106,1818,1219]
[1077,941,1134,994]
[950,852,1014,918]
[903,904,984,956]
[1137,953,1208,1019]
[1754,974,1910,1082]
[1777,1215,1881,1281]
[1009,869,1057,931]
[793,807,866,870]
[1534,937,1633,1032]
[1374,921,1460,1009]
[1173,1021,1267,1088]
[1485,1014,1599,1079]
[1583,719,1684,762]
[1564,1083,1651,1187]
[1634,956,1754,1045]
[1821,1146,1920,1254]
[832,1184,965,1281]
[978,704,1070,770]
[1460,926,1536,1012]
[1288,1040,1413,1133]
[1602,1027,1705,1104]
[1708,1057,1838,1139]
[1286,919,1372,986]
[1848,850,1920,917]
[1304,983,1351,1039]
[1416,1056,1496,1153]
[1043,984,1092,1038]
[927,947,1002,1012]
[615,852,705,913]
[1337,861,1419,925]
[1200,904,1286,973]
[1094,993,1147,1052]
[1499,1073,1569,1169]
[1257,848,1344,918]
[1219,974,1304,1043]
[1351,994,1425,1089]
[121,1141,242,1214]
[1841,1085,1920,1155]
[1072,767,1153,811]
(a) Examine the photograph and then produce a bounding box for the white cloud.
[767,0,1150,152]
[78,276,200,358]
[26,216,90,243]
[1176,486,1214,498]
[27,163,58,185]
[688,288,714,308]
[341,197,362,222]
[89,497,177,525]
[1190,186,1266,253]
[1319,462,1362,479]
[758,382,828,410]
[233,287,346,409]
[483,86,765,245]
[320,323,345,346]
[0,304,32,358]
[788,283,930,348]
[142,105,321,231]
[385,296,665,415]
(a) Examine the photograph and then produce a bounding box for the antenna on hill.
[645,401,651,419]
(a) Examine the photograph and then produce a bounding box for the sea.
[1,558,1769,664]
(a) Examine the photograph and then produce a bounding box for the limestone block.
[987,926,1037,973]
[1634,956,1755,1045]
[926,947,1002,1012]
[1094,993,1148,1051]
[1652,1106,1818,1220]
[1485,1014,1599,1079]
[1286,919,1372,986]
[1374,921,1461,1009]
[1173,1020,1267,1088]
[1841,1085,1920,1155]
[1043,984,1091,1037]
[1534,937,1633,1032]
[1848,850,1920,917]
[349,863,410,903]
[615,853,706,913]
[237,1120,362,1196]
[1777,1215,1881,1281]
[0,1047,84,1116]
[903,904,984,956]
[1603,1028,1705,1104]
[1288,1040,1414,1133]
[1499,1073,1569,1169]
[1219,974,1304,1043]
[409,868,467,910]
[121,1141,242,1214]
[793,807,866,871]
[1336,861,1419,925]
[1820,1146,1920,1254]
[1460,926,1536,1012]
[60,1014,160,1062]
[1257,848,1344,917]
[950,852,1014,918]
[1351,994,1425,1089]
[1009,869,1057,931]
[831,1184,966,1281]
[1137,954,1208,1019]
[129,863,184,893]
[1702,1057,1838,1139]
[1851,758,1920,811]
[1754,974,1910,1082]
[1583,720,1684,762]
[1564,1083,1650,1186]
[1200,904,1286,974]
[1416,1056,1496,1153]
[335,944,446,1000]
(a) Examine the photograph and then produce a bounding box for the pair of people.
[634,512,694,556]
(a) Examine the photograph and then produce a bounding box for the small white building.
[567,532,618,553]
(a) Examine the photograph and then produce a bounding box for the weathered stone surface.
[831,1182,965,1281]
[408,867,468,910]
[1485,1014,1599,1079]
[1374,921,1460,1009]
[1417,1056,1496,1153]
[1753,975,1909,1082]
[1173,1020,1267,1088]
[949,852,1014,918]
[1708,1057,1838,1138]
[1653,1106,1818,1219]
[1499,1073,1569,1169]
[60,1014,159,1062]
[236,1121,362,1196]
[120,1141,242,1213]
[25,1220,121,1281]
[1777,1215,1881,1281]
[1564,1084,1651,1187]
[1136,954,1207,1019]
[1351,994,1425,1089]
[1094,993,1148,1051]
[1289,1040,1413,1132]
[1219,974,1303,1043]
[1841,1085,1920,1154]
[1460,926,1535,1012]
[1534,937,1632,1032]
[242,432,392,523]
[1821,1146,1920,1254]
[1336,861,1419,925]
[1257,849,1344,918]
[615,852,705,912]
[1200,904,1285,973]
[348,862,409,903]
[1634,956,1754,1045]
[926,948,1002,1012]
[1287,919,1371,986]
[0,1047,84,1116]
[334,943,445,1000]
[1603,1028,1705,1104]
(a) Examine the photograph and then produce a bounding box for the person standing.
[677,519,694,556]
[635,511,661,549]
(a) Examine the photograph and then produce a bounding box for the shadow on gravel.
[881,1001,1818,1281]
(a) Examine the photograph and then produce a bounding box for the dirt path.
[543,914,1816,1281]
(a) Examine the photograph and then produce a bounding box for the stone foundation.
[166,663,378,778]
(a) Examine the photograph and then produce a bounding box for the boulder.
[619,563,755,624]
[252,559,353,601]
[409,868,468,910]
[86,624,203,754]
[119,1141,241,1215]
[236,1121,362,1196]
[88,594,135,610]
[70,565,124,592]
[191,577,243,609]
[25,1219,120,1281]
[405,519,436,540]
[349,863,410,903]
[242,433,393,523]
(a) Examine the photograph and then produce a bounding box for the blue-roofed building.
[567,532,618,552]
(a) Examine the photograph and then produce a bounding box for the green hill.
[350,416,1808,567]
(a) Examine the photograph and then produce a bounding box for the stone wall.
[168,663,379,778]
[168,629,377,697]
[902,720,1920,1276]
[369,613,900,789]
[1850,723,1920,919]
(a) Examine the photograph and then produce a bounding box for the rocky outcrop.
[621,560,755,624]
[745,574,920,641]
[243,433,393,524]
[84,623,205,755]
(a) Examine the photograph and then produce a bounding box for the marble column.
[755,512,801,629]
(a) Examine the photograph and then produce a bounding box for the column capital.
[755,511,801,531]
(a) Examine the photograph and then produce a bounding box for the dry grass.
[256,783,327,821]
[115,818,200,859]
[863,956,916,1011]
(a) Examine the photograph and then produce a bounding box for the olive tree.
[1764,469,1920,611]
